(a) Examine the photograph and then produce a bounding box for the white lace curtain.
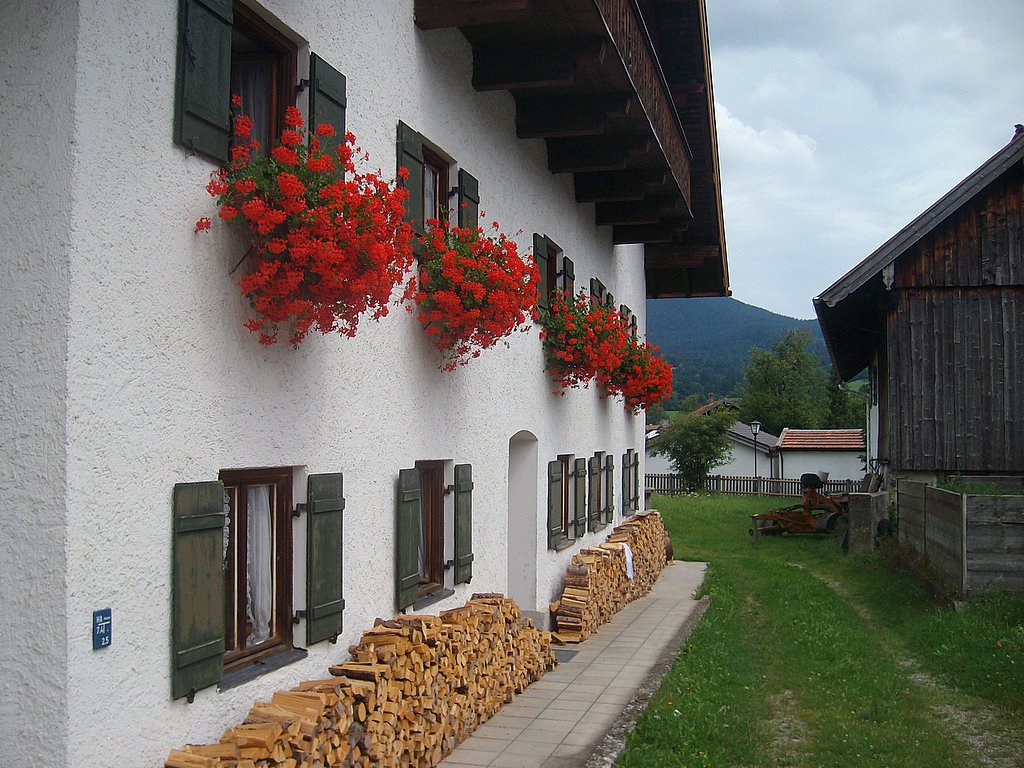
[246,484,273,645]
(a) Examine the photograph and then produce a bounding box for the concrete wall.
[847,492,889,552]
[778,450,864,482]
[2,1,649,764]
[0,2,78,764]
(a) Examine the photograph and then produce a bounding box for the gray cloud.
[707,0,1024,317]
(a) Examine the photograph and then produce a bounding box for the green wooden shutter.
[590,278,600,300]
[604,454,615,524]
[573,457,587,538]
[633,452,641,511]
[546,460,563,549]
[561,256,575,294]
[458,169,479,230]
[308,54,347,165]
[397,122,425,237]
[306,472,345,645]
[588,456,601,532]
[622,451,631,515]
[453,463,474,585]
[396,468,422,610]
[534,234,550,313]
[174,0,232,162]
[171,481,225,700]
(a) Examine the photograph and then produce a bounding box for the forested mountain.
[645,296,829,401]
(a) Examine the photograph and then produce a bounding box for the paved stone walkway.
[439,561,709,768]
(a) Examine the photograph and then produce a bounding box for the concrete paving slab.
[438,560,709,768]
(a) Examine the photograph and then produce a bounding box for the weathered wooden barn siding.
[886,170,1024,472]
[966,494,1024,593]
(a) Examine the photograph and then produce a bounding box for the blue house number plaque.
[93,608,112,650]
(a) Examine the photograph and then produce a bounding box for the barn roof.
[814,126,1024,380]
[776,429,864,451]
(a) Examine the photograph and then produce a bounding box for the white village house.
[0,1,728,765]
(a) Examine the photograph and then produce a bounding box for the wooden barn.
[815,126,1024,480]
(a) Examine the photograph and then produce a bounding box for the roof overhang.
[814,127,1024,380]
[415,0,729,297]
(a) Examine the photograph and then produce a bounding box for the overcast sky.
[705,0,1024,319]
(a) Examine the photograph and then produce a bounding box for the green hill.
[645,296,828,400]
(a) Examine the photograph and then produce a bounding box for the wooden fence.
[646,474,859,497]
[897,480,1024,597]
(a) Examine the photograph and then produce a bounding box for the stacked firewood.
[166,594,555,768]
[550,510,668,643]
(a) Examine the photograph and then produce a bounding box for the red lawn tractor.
[749,472,849,540]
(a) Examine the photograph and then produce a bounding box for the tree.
[649,408,734,491]
[739,330,827,436]
[824,373,864,429]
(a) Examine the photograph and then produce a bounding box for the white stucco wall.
[0,3,77,764]
[777,450,865,482]
[2,1,651,764]
[717,442,774,477]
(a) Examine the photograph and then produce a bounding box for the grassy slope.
[617,494,1024,768]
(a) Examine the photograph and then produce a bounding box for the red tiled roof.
[777,429,864,451]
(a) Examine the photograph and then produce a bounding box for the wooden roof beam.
[573,169,667,203]
[415,0,534,30]
[514,94,634,139]
[613,217,689,244]
[595,195,685,227]
[644,243,719,269]
[472,39,605,91]
[546,135,650,174]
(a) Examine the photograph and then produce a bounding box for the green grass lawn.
[616,494,1024,768]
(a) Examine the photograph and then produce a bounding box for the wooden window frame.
[416,460,447,595]
[230,3,298,149]
[558,454,574,540]
[421,145,451,224]
[219,466,293,669]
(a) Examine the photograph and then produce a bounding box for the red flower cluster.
[539,291,630,392]
[607,340,674,414]
[197,101,414,345]
[540,291,673,412]
[414,219,539,371]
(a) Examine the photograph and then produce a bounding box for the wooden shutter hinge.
[444,484,455,496]
[292,610,306,625]
[296,78,309,94]
[186,687,197,704]
[292,503,307,519]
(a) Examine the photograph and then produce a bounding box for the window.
[396,124,478,240]
[547,456,586,549]
[229,3,297,150]
[603,453,614,525]
[557,455,573,539]
[416,460,446,594]
[396,463,474,611]
[534,235,572,313]
[220,467,293,667]
[620,305,637,339]
[171,469,344,700]
[588,452,604,533]
[175,1,347,164]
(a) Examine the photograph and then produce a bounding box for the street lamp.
[750,421,761,480]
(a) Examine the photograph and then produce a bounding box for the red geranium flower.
[195,95,414,346]
[414,219,539,371]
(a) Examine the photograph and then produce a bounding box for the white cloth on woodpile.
[621,543,635,580]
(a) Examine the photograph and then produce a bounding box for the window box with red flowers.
[196,99,415,346]
[540,291,673,412]
[413,219,539,371]
[607,340,674,414]
[539,291,631,393]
